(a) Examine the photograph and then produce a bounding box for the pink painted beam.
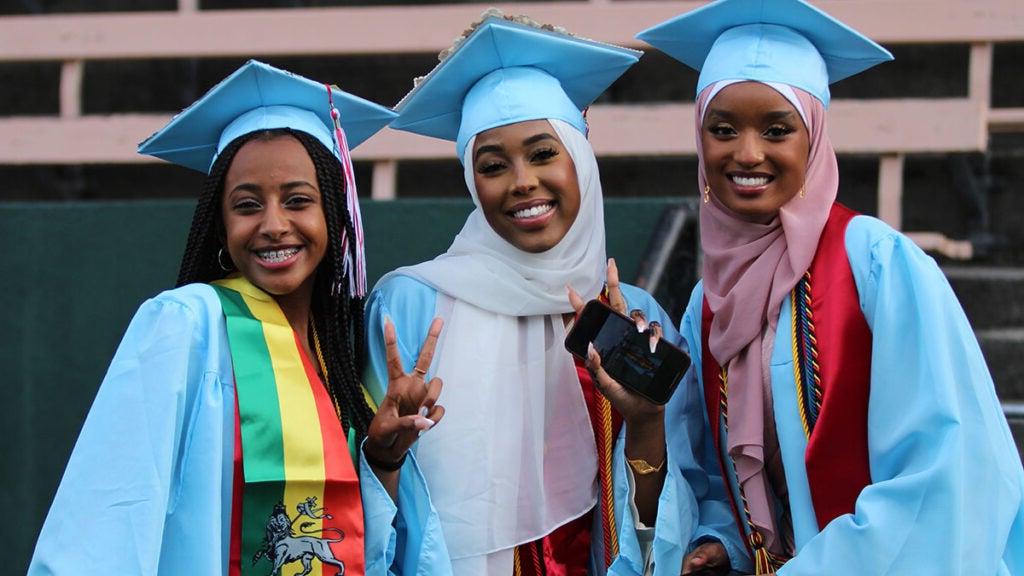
[1,0,1022,62]
[0,99,989,165]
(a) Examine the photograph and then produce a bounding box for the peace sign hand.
[364,317,445,471]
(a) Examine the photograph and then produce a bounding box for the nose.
[734,132,765,167]
[259,203,290,239]
[510,161,539,194]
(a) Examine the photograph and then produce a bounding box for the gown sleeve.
[28,291,223,575]
[361,276,453,576]
[611,286,749,575]
[777,217,1024,575]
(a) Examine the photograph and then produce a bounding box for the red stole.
[701,202,873,542]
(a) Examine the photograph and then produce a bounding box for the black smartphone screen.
[564,300,690,405]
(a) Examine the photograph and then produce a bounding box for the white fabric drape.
[378,119,606,566]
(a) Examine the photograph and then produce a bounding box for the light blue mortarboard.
[635,0,893,107]
[138,60,397,173]
[390,16,641,161]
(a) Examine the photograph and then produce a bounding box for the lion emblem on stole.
[252,496,346,576]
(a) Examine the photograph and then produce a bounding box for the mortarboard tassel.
[325,83,368,298]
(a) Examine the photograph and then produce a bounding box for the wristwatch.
[626,457,664,475]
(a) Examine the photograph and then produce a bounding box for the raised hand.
[568,258,667,526]
[364,317,445,476]
[567,259,664,426]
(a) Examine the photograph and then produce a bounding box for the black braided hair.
[175,128,374,440]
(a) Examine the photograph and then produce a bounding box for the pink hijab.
[696,81,839,552]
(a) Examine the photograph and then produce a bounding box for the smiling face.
[221,134,328,304]
[472,119,581,253]
[701,81,810,223]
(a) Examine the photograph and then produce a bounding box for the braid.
[290,130,375,440]
[175,128,374,441]
[176,134,257,286]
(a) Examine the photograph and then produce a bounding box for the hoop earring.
[703,185,710,204]
[217,247,234,272]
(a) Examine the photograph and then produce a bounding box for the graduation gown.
[363,277,743,575]
[29,283,448,575]
[671,213,1024,575]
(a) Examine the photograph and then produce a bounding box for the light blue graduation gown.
[672,215,1024,575]
[29,283,448,575]
[363,275,744,575]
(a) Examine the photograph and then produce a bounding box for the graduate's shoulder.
[619,282,661,311]
[118,283,225,352]
[146,282,224,316]
[369,273,437,310]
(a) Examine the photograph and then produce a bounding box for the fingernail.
[650,336,658,354]
[587,342,596,358]
[636,319,647,333]
[414,416,435,431]
[418,406,428,417]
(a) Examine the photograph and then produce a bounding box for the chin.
[249,276,300,297]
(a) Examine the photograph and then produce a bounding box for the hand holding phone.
[564,300,689,405]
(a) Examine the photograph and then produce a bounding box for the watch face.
[627,458,661,475]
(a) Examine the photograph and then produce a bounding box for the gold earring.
[799,186,806,199]
[703,185,710,204]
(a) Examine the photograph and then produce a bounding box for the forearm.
[362,444,404,502]
[624,415,666,525]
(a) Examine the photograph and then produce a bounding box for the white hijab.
[378,119,606,568]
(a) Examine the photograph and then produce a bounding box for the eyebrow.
[705,108,798,122]
[523,132,558,146]
[228,180,317,196]
[281,180,317,193]
[473,143,502,161]
[473,132,559,161]
[764,110,798,122]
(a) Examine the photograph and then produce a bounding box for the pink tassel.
[325,84,367,298]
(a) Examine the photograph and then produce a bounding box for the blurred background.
[2,0,1022,572]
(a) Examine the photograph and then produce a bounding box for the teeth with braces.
[512,203,554,219]
[257,247,300,263]
[731,175,770,186]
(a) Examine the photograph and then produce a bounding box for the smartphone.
[564,300,690,405]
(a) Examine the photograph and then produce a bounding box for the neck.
[273,281,315,339]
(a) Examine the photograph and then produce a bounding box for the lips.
[253,245,302,269]
[731,174,771,187]
[506,199,557,230]
[511,202,554,220]
[728,172,774,196]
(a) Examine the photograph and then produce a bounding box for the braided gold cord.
[598,392,620,564]
[790,290,811,439]
[719,368,789,574]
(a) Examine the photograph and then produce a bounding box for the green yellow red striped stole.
[212,276,365,576]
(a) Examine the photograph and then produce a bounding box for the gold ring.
[413,367,428,376]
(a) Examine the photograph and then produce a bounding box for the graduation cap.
[390,14,642,161]
[635,0,893,107]
[138,59,396,298]
[138,59,396,173]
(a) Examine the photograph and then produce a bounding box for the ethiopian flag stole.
[212,276,365,576]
